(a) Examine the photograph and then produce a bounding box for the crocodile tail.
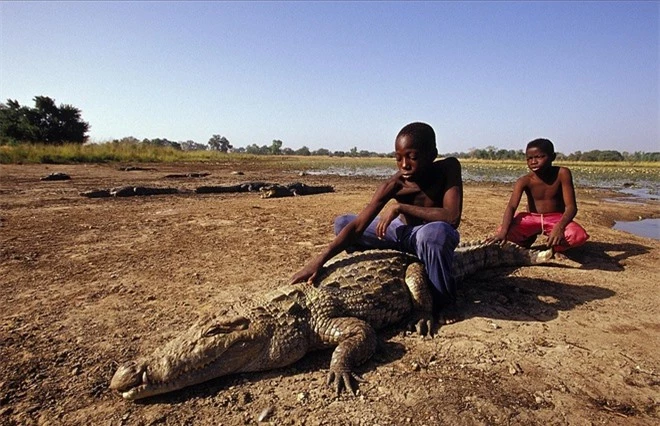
[452,240,553,282]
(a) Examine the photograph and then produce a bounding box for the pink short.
[498,212,589,252]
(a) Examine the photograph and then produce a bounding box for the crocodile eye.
[203,316,250,337]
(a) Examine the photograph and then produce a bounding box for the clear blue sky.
[1,1,658,154]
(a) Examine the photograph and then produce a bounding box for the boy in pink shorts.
[488,138,589,253]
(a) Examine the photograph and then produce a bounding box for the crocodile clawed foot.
[407,314,435,338]
[326,369,365,396]
[551,251,583,268]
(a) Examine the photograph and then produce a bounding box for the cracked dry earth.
[0,162,658,426]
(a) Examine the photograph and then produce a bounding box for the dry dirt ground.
[1,162,658,426]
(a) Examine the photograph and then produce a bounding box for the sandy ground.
[0,162,658,426]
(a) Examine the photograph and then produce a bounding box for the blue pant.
[334,214,460,305]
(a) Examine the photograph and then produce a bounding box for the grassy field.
[1,143,658,187]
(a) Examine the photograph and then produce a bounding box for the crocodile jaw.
[110,315,270,400]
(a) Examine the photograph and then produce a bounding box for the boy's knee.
[566,226,589,247]
[334,214,355,235]
[416,222,457,250]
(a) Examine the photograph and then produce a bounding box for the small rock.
[257,406,273,422]
[508,362,523,375]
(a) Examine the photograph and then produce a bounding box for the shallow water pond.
[303,164,660,197]
[613,218,659,240]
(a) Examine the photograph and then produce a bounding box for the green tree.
[295,146,311,156]
[0,96,90,144]
[208,135,232,152]
[0,100,37,143]
[312,148,331,156]
[245,143,264,154]
[597,150,624,162]
[270,139,283,155]
[144,138,181,150]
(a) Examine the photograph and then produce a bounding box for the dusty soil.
[1,162,658,426]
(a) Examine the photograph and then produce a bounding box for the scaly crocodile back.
[452,240,553,282]
[317,249,419,286]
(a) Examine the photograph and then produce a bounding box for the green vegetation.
[3,141,659,166]
[458,159,660,185]
[446,146,659,162]
[0,141,246,164]
[1,143,658,181]
[0,97,90,145]
[2,96,657,163]
[0,142,393,166]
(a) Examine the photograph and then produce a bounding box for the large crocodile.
[110,241,554,400]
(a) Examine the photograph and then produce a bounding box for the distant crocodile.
[110,241,554,400]
[80,186,182,198]
[195,182,334,198]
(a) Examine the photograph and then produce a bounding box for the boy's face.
[526,147,554,173]
[394,135,435,181]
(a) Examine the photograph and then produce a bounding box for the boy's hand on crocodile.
[290,266,318,285]
[376,203,400,239]
[485,233,507,245]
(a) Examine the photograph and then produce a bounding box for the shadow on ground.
[460,273,615,323]
[558,241,652,272]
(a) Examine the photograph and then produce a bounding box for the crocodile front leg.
[323,317,377,395]
[404,262,435,336]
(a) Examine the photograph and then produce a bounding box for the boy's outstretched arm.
[289,178,400,285]
[487,178,526,243]
[547,167,578,247]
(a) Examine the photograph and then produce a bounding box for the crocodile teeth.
[142,371,149,385]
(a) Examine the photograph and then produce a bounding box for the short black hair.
[397,122,437,155]
[526,138,555,155]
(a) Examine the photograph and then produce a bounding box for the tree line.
[1,96,657,162]
[445,146,660,163]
